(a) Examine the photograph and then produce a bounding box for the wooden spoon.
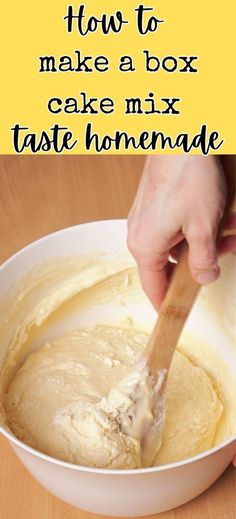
[115,166,235,466]
[144,241,199,377]
[140,241,199,465]
[145,159,235,380]
[140,169,235,464]
[111,241,199,467]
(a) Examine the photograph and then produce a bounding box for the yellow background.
[0,0,235,154]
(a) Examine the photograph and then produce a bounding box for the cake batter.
[0,254,235,469]
[4,325,223,469]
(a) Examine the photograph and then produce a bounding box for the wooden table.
[0,156,235,519]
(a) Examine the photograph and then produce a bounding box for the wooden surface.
[0,155,235,519]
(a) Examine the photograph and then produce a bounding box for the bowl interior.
[0,220,235,471]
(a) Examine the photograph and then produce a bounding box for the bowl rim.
[0,219,128,272]
[0,220,235,475]
[1,425,235,475]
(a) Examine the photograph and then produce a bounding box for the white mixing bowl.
[0,220,235,517]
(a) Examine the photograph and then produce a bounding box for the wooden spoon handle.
[146,242,199,376]
[146,164,236,378]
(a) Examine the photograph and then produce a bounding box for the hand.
[128,155,235,311]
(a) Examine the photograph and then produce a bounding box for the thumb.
[186,228,220,285]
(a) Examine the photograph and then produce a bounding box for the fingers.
[169,242,183,262]
[127,156,231,307]
[127,229,170,311]
[127,228,182,311]
[233,456,236,467]
[127,225,170,311]
[137,262,168,311]
[186,227,220,285]
[137,259,176,310]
